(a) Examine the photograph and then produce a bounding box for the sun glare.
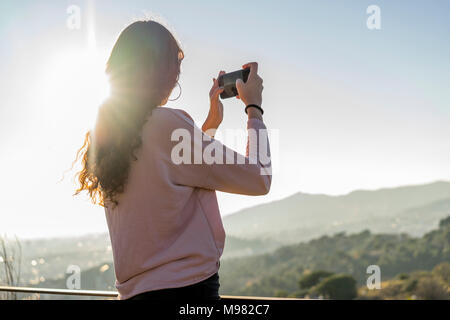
[39,48,110,131]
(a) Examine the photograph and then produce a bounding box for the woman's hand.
[202,71,225,136]
[236,62,264,120]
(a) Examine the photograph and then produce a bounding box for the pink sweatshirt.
[104,107,271,299]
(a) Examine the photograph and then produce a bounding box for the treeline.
[219,216,450,297]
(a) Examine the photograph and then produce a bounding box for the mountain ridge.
[225,180,450,219]
[223,181,450,243]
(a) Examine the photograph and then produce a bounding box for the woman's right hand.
[236,62,264,108]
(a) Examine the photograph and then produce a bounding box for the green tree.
[298,270,334,289]
[439,216,450,228]
[313,274,357,300]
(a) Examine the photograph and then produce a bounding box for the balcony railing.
[0,285,300,300]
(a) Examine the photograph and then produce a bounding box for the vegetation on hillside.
[219,216,450,297]
[358,262,449,300]
[10,216,447,300]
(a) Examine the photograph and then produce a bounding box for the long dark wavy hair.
[74,20,184,207]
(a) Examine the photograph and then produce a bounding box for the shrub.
[403,278,418,292]
[274,290,289,298]
[415,278,448,300]
[298,270,334,289]
[290,289,309,298]
[397,273,409,280]
[312,274,357,300]
[432,262,450,283]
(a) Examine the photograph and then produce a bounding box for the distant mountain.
[223,181,450,244]
[356,197,450,235]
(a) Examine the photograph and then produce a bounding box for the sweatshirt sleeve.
[162,109,272,196]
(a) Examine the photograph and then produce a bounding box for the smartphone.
[217,68,250,99]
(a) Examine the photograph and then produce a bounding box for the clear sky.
[1,0,449,238]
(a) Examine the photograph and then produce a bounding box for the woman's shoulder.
[151,106,195,126]
[152,106,193,120]
[144,106,197,151]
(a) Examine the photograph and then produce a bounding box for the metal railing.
[0,286,300,300]
[0,286,118,298]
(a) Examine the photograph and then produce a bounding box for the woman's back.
[105,107,226,299]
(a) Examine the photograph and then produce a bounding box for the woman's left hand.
[202,71,225,134]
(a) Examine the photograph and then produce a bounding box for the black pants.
[129,272,220,301]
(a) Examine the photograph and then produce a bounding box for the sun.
[38,48,110,132]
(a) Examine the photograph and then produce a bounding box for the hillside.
[218,216,450,297]
[223,181,450,243]
[30,216,450,300]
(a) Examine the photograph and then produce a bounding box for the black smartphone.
[217,68,250,99]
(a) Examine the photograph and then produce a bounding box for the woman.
[75,20,271,300]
